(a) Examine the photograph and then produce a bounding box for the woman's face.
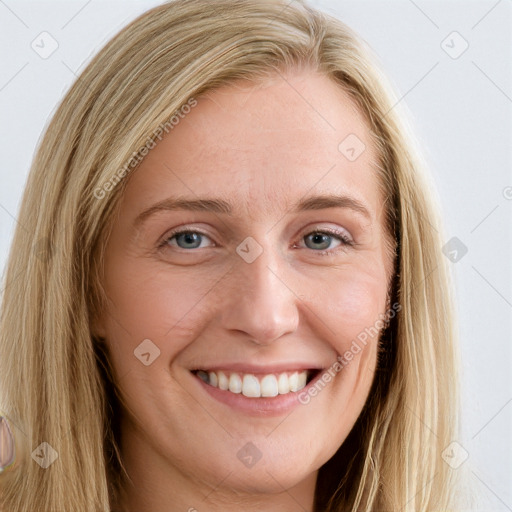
[97,70,394,508]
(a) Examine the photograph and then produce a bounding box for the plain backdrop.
[0,1,511,510]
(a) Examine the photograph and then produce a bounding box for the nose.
[221,241,300,346]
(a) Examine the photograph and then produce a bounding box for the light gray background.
[0,1,511,510]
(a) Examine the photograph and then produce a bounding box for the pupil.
[307,233,330,250]
[178,232,201,248]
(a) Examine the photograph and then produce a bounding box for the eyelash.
[158,226,354,257]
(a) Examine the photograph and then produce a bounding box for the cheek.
[100,260,221,420]
[303,267,388,409]
[101,255,220,363]
[290,267,388,455]
[313,267,389,350]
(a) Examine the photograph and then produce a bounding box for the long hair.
[0,0,462,510]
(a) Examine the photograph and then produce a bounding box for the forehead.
[124,70,382,221]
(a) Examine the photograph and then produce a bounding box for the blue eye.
[304,232,336,251]
[160,228,353,255]
[162,230,213,250]
[302,229,353,254]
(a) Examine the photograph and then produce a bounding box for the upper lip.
[190,362,326,374]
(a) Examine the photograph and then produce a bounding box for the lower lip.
[191,371,323,417]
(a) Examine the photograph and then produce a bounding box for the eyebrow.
[134,192,372,227]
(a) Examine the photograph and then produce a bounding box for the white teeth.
[218,371,229,390]
[242,374,260,397]
[229,373,242,393]
[260,375,278,397]
[298,371,307,390]
[277,373,290,394]
[288,372,299,392]
[196,369,310,398]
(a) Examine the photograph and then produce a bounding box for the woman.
[0,0,464,510]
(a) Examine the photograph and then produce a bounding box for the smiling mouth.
[191,369,321,398]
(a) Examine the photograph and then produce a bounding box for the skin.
[95,69,395,512]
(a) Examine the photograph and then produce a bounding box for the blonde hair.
[0,0,463,510]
